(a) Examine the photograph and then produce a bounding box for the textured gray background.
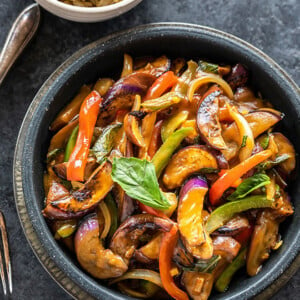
[0,0,299,299]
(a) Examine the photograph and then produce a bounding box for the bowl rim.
[38,0,142,12]
[13,22,300,300]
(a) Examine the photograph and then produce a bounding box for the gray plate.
[13,23,300,300]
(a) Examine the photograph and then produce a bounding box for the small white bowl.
[35,0,143,22]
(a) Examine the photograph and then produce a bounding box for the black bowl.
[14,23,300,300]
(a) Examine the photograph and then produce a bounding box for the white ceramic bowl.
[35,0,143,22]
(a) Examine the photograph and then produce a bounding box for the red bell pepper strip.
[235,225,254,246]
[148,120,163,159]
[144,71,178,100]
[138,202,168,219]
[159,225,189,300]
[218,169,242,188]
[209,150,272,206]
[67,91,102,181]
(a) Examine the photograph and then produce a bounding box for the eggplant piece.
[163,145,218,189]
[212,215,250,236]
[109,214,173,264]
[197,88,227,150]
[225,63,249,90]
[98,72,156,124]
[221,109,282,161]
[247,209,281,276]
[182,271,213,300]
[75,214,128,279]
[43,162,113,218]
[272,133,296,174]
[212,236,241,263]
[178,177,213,259]
[171,57,186,76]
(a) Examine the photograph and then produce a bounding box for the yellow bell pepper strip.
[64,125,79,162]
[67,91,102,182]
[215,247,247,292]
[144,71,178,100]
[209,150,272,206]
[218,169,242,188]
[152,127,193,178]
[206,195,273,234]
[50,85,91,131]
[159,225,189,300]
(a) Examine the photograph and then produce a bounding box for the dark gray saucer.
[13,23,300,300]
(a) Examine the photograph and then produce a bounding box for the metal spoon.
[0,3,40,86]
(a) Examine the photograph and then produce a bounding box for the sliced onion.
[98,201,111,239]
[180,176,208,198]
[188,74,234,101]
[110,269,163,288]
[227,103,254,161]
[117,282,159,299]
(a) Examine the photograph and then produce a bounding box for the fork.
[0,212,12,296]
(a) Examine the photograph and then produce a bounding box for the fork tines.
[0,211,12,296]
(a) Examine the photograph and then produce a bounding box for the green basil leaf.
[256,154,290,172]
[227,173,270,201]
[111,157,170,210]
[92,123,122,164]
[198,60,219,74]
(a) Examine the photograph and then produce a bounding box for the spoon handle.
[0,3,40,85]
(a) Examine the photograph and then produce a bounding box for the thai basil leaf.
[91,123,122,164]
[257,154,290,172]
[181,255,221,273]
[198,60,219,74]
[227,173,270,201]
[111,157,170,210]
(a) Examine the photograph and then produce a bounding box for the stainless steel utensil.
[0,3,40,86]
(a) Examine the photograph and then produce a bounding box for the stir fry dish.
[59,0,122,7]
[43,54,296,299]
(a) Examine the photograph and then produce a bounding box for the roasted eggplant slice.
[213,215,250,237]
[98,72,156,124]
[197,87,226,150]
[212,236,241,263]
[225,63,249,90]
[163,146,218,189]
[44,162,113,217]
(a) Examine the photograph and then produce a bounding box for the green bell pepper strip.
[206,195,273,234]
[151,127,193,178]
[215,247,247,292]
[141,92,182,112]
[64,125,79,162]
[105,194,118,240]
[161,110,189,142]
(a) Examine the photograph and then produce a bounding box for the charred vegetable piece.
[171,57,186,76]
[141,92,182,112]
[49,162,113,214]
[124,95,145,147]
[197,88,226,149]
[92,123,123,164]
[215,247,247,292]
[99,72,156,123]
[178,177,213,259]
[161,110,189,142]
[214,215,250,237]
[163,145,218,189]
[182,271,214,300]
[206,195,273,234]
[225,63,249,90]
[75,214,127,279]
[247,209,281,276]
[50,85,91,131]
[110,214,173,264]
[148,120,163,159]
